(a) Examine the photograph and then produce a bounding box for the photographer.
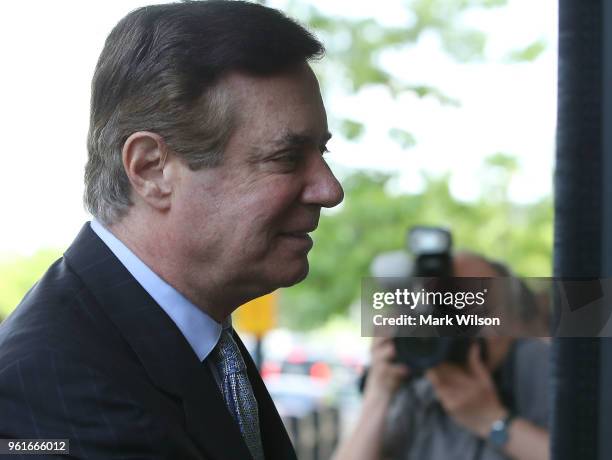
[334,252,550,460]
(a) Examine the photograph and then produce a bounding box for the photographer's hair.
[473,253,539,322]
[85,0,324,225]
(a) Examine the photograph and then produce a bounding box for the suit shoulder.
[0,257,123,368]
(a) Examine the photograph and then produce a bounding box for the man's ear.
[122,131,172,211]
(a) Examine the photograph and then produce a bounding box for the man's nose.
[301,154,344,208]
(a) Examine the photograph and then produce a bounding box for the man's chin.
[276,261,310,288]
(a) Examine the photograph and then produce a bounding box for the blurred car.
[262,347,362,417]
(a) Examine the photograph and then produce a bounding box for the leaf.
[389,128,417,149]
[484,152,519,172]
[339,119,365,140]
[506,39,547,62]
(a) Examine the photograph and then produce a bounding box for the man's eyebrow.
[272,131,332,148]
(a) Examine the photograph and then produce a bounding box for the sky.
[0,0,557,256]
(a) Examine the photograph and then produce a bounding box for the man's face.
[168,64,343,301]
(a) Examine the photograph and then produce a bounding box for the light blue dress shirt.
[90,219,224,362]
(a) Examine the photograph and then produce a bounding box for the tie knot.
[211,329,246,376]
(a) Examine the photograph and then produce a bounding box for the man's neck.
[106,217,230,322]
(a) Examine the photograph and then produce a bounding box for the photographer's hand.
[364,337,410,400]
[332,338,409,460]
[426,343,549,460]
[425,343,506,438]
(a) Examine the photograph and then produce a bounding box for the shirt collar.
[90,219,223,361]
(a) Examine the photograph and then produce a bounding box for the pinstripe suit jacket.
[0,224,296,460]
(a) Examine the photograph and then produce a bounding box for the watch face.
[489,420,510,446]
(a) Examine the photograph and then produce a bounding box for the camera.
[408,226,453,277]
[393,336,477,373]
[371,226,485,373]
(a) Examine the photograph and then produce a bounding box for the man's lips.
[278,224,317,248]
[281,231,312,238]
[279,226,318,238]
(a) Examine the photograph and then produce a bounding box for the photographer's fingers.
[374,341,412,373]
[371,338,396,364]
[389,364,410,386]
[371,336,393,353]
[367,360,410,394]
[365,337,410,398]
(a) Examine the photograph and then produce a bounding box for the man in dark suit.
[0,2,344,459]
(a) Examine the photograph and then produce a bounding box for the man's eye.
[272,151,300,163]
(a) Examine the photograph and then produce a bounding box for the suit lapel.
[63,224,252,460]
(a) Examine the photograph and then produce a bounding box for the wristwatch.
[488,412,515,447]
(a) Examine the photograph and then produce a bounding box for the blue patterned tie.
[211,327,265,460]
